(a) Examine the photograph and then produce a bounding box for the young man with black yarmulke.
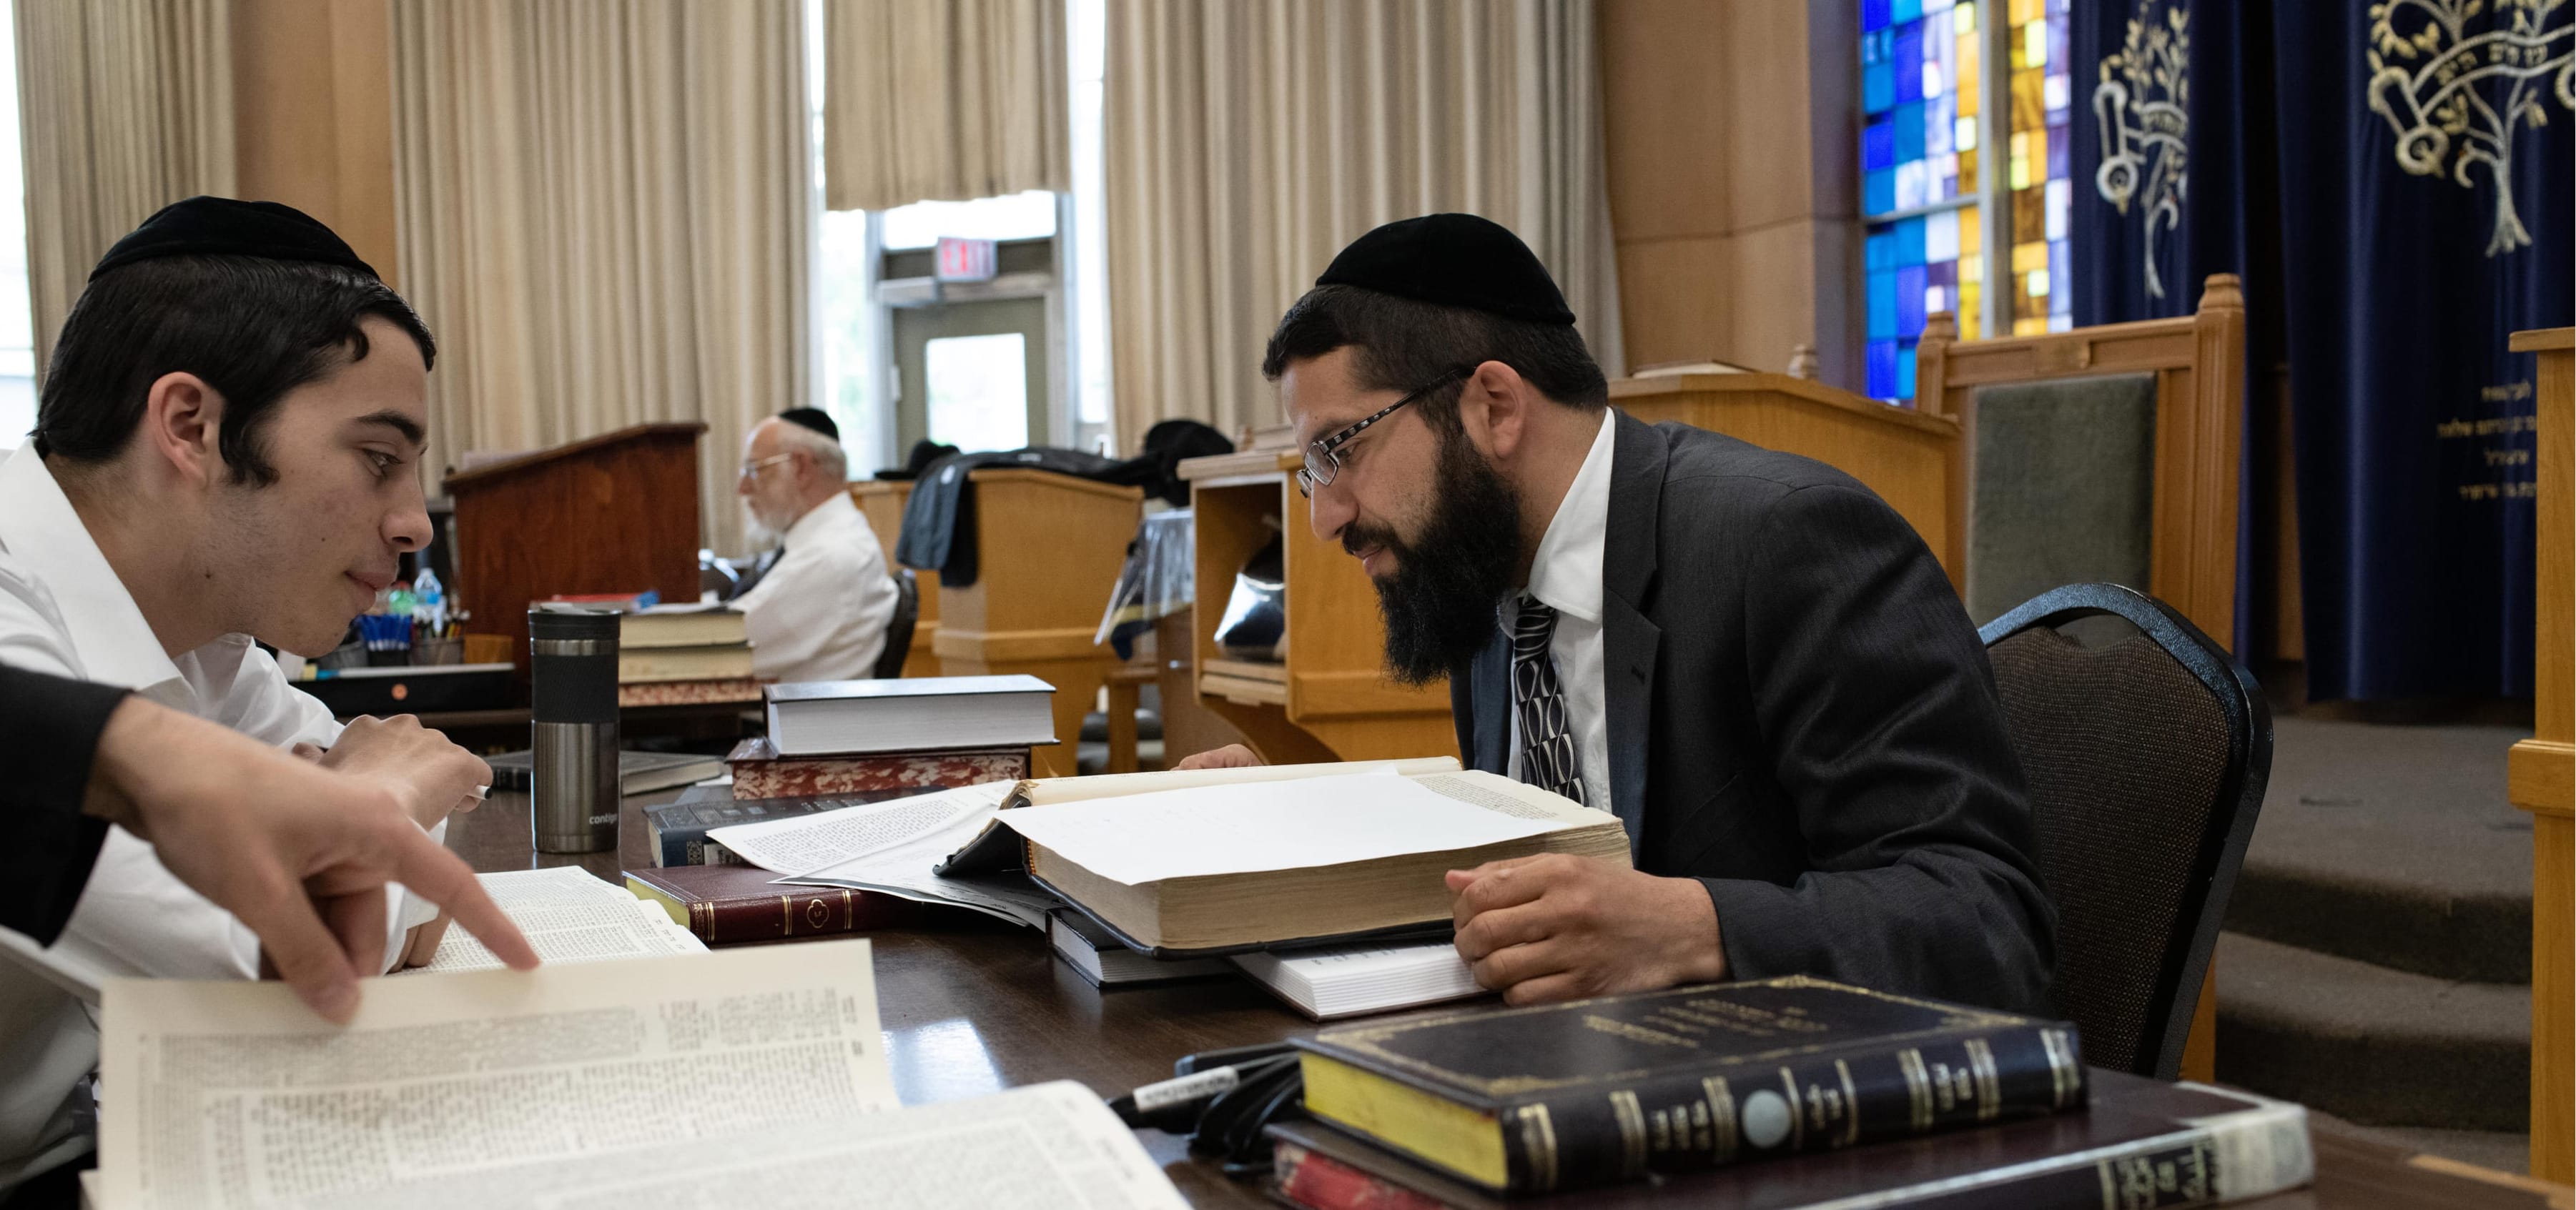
[0,198,498,1197]
[1177,214,2056,1018]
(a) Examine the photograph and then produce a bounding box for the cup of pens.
[357,613,413,666]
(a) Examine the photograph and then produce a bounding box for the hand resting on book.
[294,713,495,967]
[1171,743,1263,771]
[1447,852,1726,1005]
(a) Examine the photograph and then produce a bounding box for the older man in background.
[733,409,897,683]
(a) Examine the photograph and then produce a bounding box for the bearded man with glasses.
[1175,214,2053,1018]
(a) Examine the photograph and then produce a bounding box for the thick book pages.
[947,765,1627,954]
[1296,976,2088,1195]
[93,941,1185,1210]
[723,735,1032,800]
[1047,909,1231,986]
[1231,942,1486,1021]
[409,867,707,971]
[627,864,923,945]
[763,674,1058,755]
[621,602,748,648]
[617,643,754,683]
[1268,1071,2310,1209]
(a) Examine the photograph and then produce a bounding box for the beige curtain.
[16,0,235,375]
[824,0,1070,212]
[392,0,809,556]
[1105,0,1621,445]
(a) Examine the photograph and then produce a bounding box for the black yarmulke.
[90,197,378,281]
[1315,213,1575,326]
[777,407,839,442]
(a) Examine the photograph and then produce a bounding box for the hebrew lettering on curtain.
[2270,0,2570,700]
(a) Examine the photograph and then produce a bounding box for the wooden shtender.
[442,422,706,680]
[2509,325,2572,1183]
[1177,449,1460,765]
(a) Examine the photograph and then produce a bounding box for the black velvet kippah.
[1314,213,1575,326]
[90,197,379,281]
[778,407,839,442]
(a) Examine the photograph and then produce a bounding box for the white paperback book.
[93,938,1188,1210]
[1230,942,1488,1021]
[763,674,1058,755]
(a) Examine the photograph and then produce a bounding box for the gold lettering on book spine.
[1965,1038,2001,1121]
[1609,1090,1649,1177]
[1703,1076,1738,1165]
[690,902,711,941]
[1835,1059,1860,1147]
[1898,1048,1933,1131]
[1514,1104,1560,1191]
[2040,1028,2078,1109]
[779,895,796,936]
[1780,1068,1805,1151]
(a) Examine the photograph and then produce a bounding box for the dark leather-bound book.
[624,863,922,946]
[1267,1068,2312,1209]
[1293,976,2087,1195]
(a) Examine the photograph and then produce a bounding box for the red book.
[724,736,1031,800]
[623,863,921,946]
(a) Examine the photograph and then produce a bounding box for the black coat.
[0,663,125,944]
[1450,410,2057,1015]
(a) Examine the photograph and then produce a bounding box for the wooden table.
[445,790,2567,1209]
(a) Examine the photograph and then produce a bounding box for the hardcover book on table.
[723,735,1032,800]
[763,674,1057,756]
[1268,1068,2311,1209]
[1293,976,2088,1195]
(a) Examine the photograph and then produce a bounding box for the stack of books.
[1270,979,2315,1209]
[724,675,1057,798]
[615,603,759,706]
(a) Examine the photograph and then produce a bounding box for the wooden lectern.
[1612,372,1963,584]
[442,422,706,674]
[849,480,940,675]
[1178,450,1461,765]
[927,469,1142,777]
[2510,327,2573,1182]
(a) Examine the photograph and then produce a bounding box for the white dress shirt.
[736,491,899,684]
[0,445,375,1189]
[1505,412,1616,815]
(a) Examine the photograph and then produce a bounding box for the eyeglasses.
[737,452,795,483]
[1294,368,1470,498]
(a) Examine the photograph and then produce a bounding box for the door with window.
[891,295,1049,453]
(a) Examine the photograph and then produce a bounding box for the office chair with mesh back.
[874,568,919,679]
[1978,582,2271,1079]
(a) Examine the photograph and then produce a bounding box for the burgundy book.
[623,863,922,946]
[724,735,1031,800]
[1266,1069,2314,1210]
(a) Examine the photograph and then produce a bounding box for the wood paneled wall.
[231,0,400,286]
[1599,0,1861,391]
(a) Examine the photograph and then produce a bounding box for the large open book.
[92,940,1187,1209]
[935,760,1632,955]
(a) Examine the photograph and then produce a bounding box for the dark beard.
[1349,429,1524,685]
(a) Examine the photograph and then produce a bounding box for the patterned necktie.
[1510,594,1586,806]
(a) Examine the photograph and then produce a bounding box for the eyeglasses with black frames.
[1293,367,1471,498]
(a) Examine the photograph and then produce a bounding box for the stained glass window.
[1860,0,1981,400]
[1859,0,2074,400]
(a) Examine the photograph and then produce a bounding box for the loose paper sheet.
[707,783,997,876]
[410,866,706,973]
[714,782,1058,929]
[99,939,899,1210]
[999,771,1572,886]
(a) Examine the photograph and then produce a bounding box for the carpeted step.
[2214,932,2528,1131]
[2222,718,2533,983]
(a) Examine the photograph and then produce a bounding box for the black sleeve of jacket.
[0,663,127,945]
[1698,483,2058,1015]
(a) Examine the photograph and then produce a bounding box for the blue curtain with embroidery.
[2271,1,2569,700]
[2074,0,2570,700]
[2070,0,2279,661]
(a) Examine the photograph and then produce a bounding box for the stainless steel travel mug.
[531,608,621,853]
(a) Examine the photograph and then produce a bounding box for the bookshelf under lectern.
[849,480,939,675]
[1611,372,1963,586]
[925,468,1142,777]
[1177,450,1461,765]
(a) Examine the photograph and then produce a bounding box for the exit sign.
[934,237,997,282]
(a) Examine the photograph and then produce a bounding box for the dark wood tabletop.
[445,788,2567,1210]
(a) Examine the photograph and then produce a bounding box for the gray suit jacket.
[1451,410,2057,1014]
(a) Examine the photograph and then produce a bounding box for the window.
[0,0,36,450]
[1860,0,2072,402]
